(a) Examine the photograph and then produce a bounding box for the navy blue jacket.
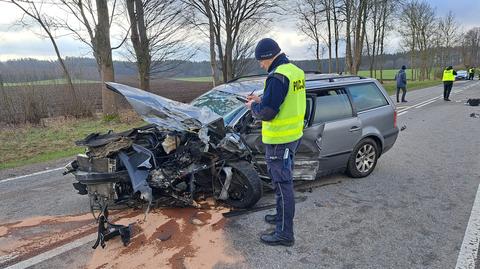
[395,69,407,88]
[251,53,290,121]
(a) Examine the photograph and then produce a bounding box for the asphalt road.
[1,80,479,269]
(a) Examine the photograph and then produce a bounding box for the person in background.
[442,66,457,101]
[468,67,475,80]
[395,65,408,103]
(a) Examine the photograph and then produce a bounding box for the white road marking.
[455,183,480,269]
[398,111,408,116]
[0,167,64,184]
[415,99,439,109]
[411,96,442,109]
[4,233,96,269]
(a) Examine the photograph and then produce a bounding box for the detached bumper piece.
[92,206,132,249]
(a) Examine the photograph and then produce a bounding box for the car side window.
[347,83,388,112]
[312,89,353,124]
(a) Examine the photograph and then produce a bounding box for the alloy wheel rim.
[355,144,376,173]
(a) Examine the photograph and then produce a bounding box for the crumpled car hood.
[106,82,221,131]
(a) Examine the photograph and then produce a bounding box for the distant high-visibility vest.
[262,63,306,144]
[469,68,474,74]
[442,69,455,82]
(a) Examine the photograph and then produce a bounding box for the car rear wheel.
[218,161,263,208]
[346,138,379,178]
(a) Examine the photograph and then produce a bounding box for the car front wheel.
[217,161,263,208]
[346,138,379,178]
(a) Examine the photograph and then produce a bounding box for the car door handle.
[349,126,361,132]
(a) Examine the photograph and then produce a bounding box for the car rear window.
[347,83,388,112]
[313,89,353,124]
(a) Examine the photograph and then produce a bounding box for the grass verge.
[0,113,145,170]
[381,80,442,95]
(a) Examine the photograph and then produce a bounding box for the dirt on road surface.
[0,201,242,269]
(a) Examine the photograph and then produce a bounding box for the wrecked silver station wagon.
[65,81,265,217]
[66,74,399,218]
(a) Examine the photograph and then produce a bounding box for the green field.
[0,116,144,170]
[358,69,417,80]
[381,80,441,95]
[4,78,98,87]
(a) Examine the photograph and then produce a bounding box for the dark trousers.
[469,73,474,80]
[265,139,300,240]
[444,82,453,99]
[396,87,406,102]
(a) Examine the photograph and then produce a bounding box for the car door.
[238,94,323,181]
[311,88,362,173]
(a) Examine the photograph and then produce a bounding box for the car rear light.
[394,110,397,128]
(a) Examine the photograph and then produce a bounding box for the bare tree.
[58,0,123,116]
[332,0,343,73]
[438,11,459,68]
[365,0,381,78]
[399,0,419,80]
[462,27,480,67]
[343,0,370,75]
[126,0,192,90]
[377,0,396,82]
[415,2,436,80]
[185,0,281,82]
[323,0,334,72]
[296,0,325,72]
[365,0,396,81]
[184,0,221,86]
[4,0,82,115]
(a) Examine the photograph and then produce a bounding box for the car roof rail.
[227,72,365,83]
[306,75,366,83]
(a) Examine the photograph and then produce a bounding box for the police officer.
[442,66,456,101]
[245,38,306,247]
[468,67,475,80]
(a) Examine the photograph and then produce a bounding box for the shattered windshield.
[191,90,245,125]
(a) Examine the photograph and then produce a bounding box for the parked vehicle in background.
[455,70,468,80]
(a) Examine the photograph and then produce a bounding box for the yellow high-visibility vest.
[262,63,306,144]
[442,69,455,81]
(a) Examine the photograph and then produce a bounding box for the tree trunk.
[333,3,340,73]
[352,0,368,74]
[127,0,151,91]
[325,0,333,73]
[204,0,220,86]
[345,0,353,74]
[96,0,117,115]
[316,37,322,72]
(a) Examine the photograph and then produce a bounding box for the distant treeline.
[0,50,465,83]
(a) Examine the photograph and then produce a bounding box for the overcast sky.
[0,0,479,62]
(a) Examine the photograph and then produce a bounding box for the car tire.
[221,161,263,208]
[346,138,379,178]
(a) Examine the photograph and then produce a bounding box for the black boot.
[260,233,294,247]
[264,214,276,225]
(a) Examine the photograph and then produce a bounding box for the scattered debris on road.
[0,200,241,269]
[466,98,480,106]
[87,203,241,269]
[470,113,480,118]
